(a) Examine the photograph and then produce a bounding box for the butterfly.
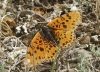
[24,11,81,67]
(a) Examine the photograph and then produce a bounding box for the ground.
[0,0,100,72]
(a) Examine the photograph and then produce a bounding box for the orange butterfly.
[24,11,81,67]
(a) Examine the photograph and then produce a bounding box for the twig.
[8,59,23,72]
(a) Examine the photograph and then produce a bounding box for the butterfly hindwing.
[54,30,75,48]
[44,40,57,62]
[26,32,45,66]
[25,32,58,67]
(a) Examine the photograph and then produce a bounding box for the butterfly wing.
[54,30,75,48]
[25,32,45,67]
[44,40,57,62]
[47,11,81,30]
[25,32,58,67]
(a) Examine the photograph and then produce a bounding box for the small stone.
[79,35,90,44]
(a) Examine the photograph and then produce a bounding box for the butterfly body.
[25,11,81,67]
[40,26,58,46]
